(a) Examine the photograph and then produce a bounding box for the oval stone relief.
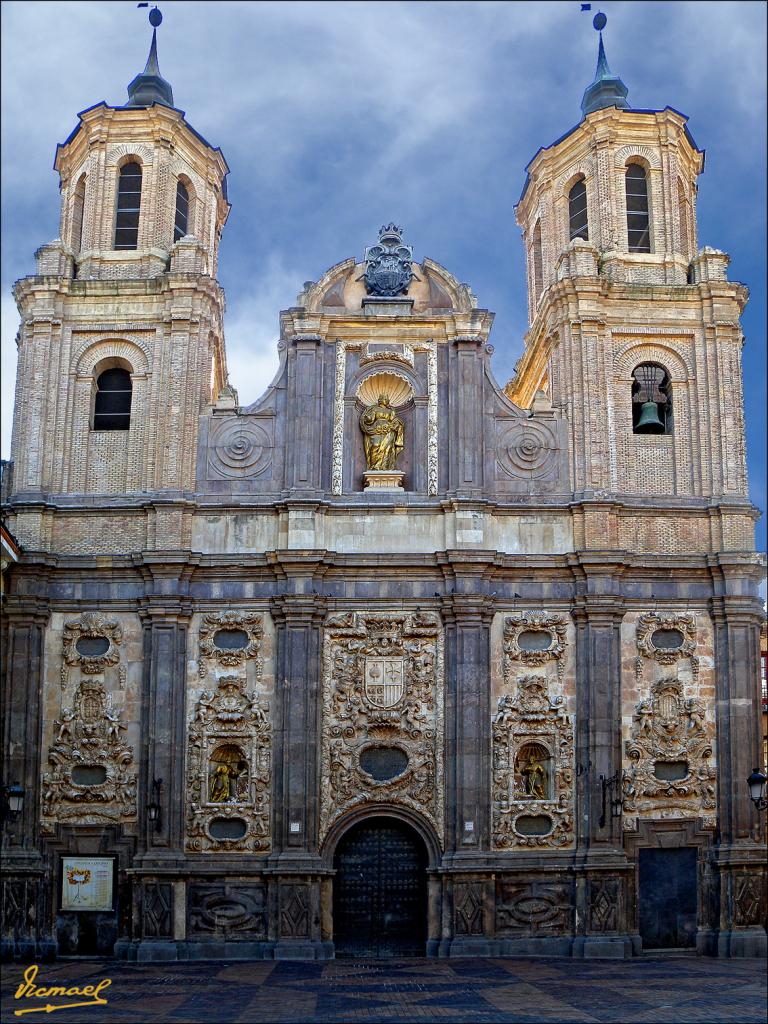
[209,817,248,840]
[212,628,249,651]
[75,635,111,657]
[515,814,553,837]
[651,628,685,650]
[359,746,409,782]
[71,765,107,786]
[517,630,552,652]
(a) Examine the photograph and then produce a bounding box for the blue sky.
[1,0,765,548]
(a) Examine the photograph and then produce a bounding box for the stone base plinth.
[363,470,404,492]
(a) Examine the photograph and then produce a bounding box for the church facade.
[1,14,765,962]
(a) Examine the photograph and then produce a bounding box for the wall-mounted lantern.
[746,768,767,811]
[147,777,163,831]
[2,783,25,820]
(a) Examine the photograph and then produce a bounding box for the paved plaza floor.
[2,955,765,1023]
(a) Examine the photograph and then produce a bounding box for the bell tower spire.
[580,12,629,117]
[126,6,174,108]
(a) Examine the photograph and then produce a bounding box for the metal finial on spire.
[581,10,629,117]
[126,5,174,108]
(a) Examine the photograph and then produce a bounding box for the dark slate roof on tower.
[581,12,629,117]
[126,8,174,109]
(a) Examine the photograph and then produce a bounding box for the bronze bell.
[635,400,665,433]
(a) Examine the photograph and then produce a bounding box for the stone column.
[1,595,54,960]
[443,594,493,859]
[710,592,767,958]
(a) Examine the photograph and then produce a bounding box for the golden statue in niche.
[517,744,549,800]
[360,393,405,471]
[209,744,247,802]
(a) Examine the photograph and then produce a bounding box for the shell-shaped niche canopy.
[356,371,413,408]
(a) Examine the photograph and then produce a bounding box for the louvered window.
[568,179,588,241]
[114,162,142,250]
[626,164,651,253]
[173,180,189,242]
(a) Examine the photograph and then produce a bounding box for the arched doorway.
[333,816,427,958]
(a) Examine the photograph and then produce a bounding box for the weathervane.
[137,3,163,28]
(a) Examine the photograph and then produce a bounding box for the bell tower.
[505,13,752,548]
[8,7,232,548]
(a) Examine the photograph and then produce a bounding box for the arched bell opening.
[631,362,672,435]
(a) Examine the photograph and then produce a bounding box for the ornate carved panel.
[186,670,271,853]
[454,881,484,936]
[733,874,765,928]
[635,612,699,684]
[187,883,267,939]
[492,674,574,848]
[279,883,311,939]
[61,610,124,690]
[197,611,263,677]
[41,678,137,827]
[141,883,173,939]
[588,877,622,933]
[622,676,715,825]
[503,612,567,683]
[495,879,572,935]
[320,611,443,843]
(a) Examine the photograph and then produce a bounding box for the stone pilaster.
[710,592,767,957]
[136,573,194,862]
[442,594,493,858]
[270,594,326,860]
[1,595,54,960]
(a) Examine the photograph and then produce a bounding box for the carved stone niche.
[622,675,715,827]
[186,673,271,853]
[320,611,443,843]
[492,675,574,849]
[503,612,567,685]
[198,611,263,679]
[61,610,124,690]
[41,679,136,829]
[635,612,699,684]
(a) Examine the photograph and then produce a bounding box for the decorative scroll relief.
[61,610,124,690]
[503,612,568,685]
[492,674,574,849]
[320,611,443,843]
[42,679,136,828]
[622,676,715,829]
[635,612,699,685]
[187,612,270,853]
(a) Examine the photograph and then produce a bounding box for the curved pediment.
[297,256,478,315]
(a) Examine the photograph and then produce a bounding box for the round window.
[651,628,685,650]
[517,630,552,653]
[75,636,110,657]
[212,629,249,651]
[359,746,409,782]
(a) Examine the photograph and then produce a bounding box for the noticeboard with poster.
[60,857,114,912]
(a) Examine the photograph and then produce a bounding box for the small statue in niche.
[360,394,404,471]
[517,745,549,800]
[208,744,248,803]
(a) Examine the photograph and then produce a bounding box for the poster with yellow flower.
[61,858,114,911]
